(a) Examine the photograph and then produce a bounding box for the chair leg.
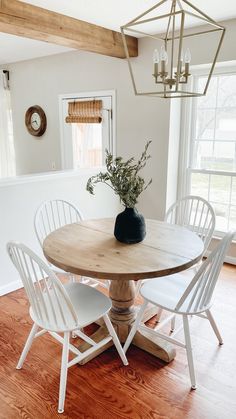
[103,314,128,366]
[170,315,176,332]
[69,274,76,283]
[123,300,148,353]
[182,315,197,390]
[58,332,70,414]
[16,323,39,369]
[155,308,163,323]
[135,280,142,295]
[206,309,223,345]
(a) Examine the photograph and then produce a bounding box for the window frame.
[58,90,116,174]
[178,62,236,237]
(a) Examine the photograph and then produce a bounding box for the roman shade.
[65,100,102,123]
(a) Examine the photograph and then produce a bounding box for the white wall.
[5,48,170,219]
[0,171,119,295]
[8,19,236,217]
[0,34,171,295]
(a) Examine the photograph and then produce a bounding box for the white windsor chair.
[136,195,216,329]
[7,241,128,414]
[164,195,215,257]
[124,231,234,390]
[34,199,109,289]
[164,195,216,331]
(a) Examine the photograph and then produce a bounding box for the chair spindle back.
[7,242,78,331]
[34,200,83,247]
[175,231,234,313]
[165,196,215,255]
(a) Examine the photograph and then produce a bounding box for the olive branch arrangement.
[86,140,152,208]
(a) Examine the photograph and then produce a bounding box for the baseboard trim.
[0,280,23,296]
[205,251,236,266]
[224,255,236,266]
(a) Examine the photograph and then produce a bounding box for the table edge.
[43,250,203,281]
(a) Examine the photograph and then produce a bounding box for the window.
[60,91,115,171]
[181,68,236,234]
[71,123,103,168]
[0,70,15,178]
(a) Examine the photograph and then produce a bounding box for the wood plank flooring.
[0,264,236,419]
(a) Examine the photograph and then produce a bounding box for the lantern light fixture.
[121,0,225,99]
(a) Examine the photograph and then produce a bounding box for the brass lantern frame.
[121,0,225,99]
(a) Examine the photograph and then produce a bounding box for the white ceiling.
[0,0,235,65]
[0,33,74,65]
[23,0,236,31]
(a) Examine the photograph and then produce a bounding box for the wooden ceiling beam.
[0,0,138,58]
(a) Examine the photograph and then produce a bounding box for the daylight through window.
[189,72,236,233]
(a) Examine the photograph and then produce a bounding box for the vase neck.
[125,207,136,213]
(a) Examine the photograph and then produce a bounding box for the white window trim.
[58,90,116,173]
[178,61,236,238]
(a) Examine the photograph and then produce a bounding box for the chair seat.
[65,283,111,326]
[140,272,207,315]
[30,283,111,332]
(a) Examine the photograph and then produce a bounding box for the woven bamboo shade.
[65,100,102,123]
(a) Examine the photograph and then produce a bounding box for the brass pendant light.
[121,0,225,98]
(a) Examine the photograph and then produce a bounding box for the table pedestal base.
[77,280,176,365]
[132,329,176,363]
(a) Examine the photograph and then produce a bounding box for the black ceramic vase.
[114,207,146,244]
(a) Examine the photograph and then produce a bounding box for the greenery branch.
[86,140,152,208]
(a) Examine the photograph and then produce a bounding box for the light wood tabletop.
[43,218,204,363]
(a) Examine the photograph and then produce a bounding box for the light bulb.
[153,49,159,64]
[184,48,191,63]
[160,45,168,62]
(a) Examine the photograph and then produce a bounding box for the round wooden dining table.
[43,218,204,364]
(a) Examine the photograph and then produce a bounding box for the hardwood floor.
[0,264,236,419]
